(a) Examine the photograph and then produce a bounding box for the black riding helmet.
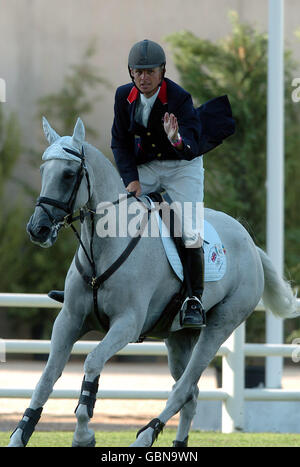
[128,39,166,91]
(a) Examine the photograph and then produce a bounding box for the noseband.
[36,146,91,228]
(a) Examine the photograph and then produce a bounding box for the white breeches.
[138,156,204,247]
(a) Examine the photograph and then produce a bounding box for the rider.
[111,39,206,328]
[48,39,234,327]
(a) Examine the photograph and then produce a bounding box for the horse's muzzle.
[26,211,58,248]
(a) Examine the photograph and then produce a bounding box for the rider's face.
[131,67,164,98]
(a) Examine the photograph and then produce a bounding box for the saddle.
[48,192,188,340]
[49,191,227,340]
[137,192,227,339]
[136,192,190,339]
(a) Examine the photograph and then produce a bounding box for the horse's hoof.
[7,428,25,447]
[130,427,155,447]
[172,436,188,447]
[72,434,96,447]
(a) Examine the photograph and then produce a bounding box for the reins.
[36,145,152,327]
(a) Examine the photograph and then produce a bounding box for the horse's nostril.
[27,223,51,242]
[37,226,51,239]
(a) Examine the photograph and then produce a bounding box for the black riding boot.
[181,246,206,328]
[48,290,64,303]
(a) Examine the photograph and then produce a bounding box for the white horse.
[9,118,299,447]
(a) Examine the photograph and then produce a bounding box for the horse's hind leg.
[8,306,84,447]
[132,295,256,447]
[165,330,199,447]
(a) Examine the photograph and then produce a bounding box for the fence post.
[0,338,6,362]
[221,323,245,432]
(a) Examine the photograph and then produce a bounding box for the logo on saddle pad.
[208,245,226,268]
[156,213,227,283]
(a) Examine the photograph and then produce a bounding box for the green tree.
[165,11,300,344]
[0,108,23,296]
[165,10,300,284]
[0,110,21,194]
[1,42,110,339]
[38,40,110,139]
[0,104,75,337]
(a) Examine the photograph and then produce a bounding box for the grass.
[1,430,300,447]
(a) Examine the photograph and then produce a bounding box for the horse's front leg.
[8,305,85,447]
[72,311,143,447]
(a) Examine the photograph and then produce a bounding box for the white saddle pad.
[145,197,227,282]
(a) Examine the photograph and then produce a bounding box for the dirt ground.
[0,358,214,431]
[1,358,300,431]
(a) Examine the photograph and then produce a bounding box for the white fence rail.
[1,293,300,432]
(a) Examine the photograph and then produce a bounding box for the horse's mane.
[83,141,125,193]
[84,142,114,167]
[83,141,120,174]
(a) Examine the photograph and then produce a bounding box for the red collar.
[127,79,167,105]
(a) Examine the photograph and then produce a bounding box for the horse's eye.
[63,170,75,180]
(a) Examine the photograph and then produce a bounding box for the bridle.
[36,146,91,229]
[35,145,151,331]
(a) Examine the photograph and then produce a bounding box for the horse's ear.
[72,118,85,150]
[42,117,60,145]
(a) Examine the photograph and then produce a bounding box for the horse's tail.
[257,247,299,319]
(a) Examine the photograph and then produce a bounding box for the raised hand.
[163,112,179,143]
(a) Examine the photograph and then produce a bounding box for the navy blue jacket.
[111,77,235,187]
